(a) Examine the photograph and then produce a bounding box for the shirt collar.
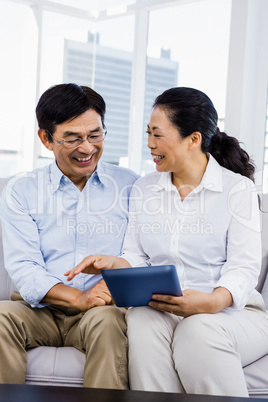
[155,172,175,192]
[199,154,223,192]
[90,161,109,187]
[49,160,64,192]
[49,160,108,193]
[154,154,223,193]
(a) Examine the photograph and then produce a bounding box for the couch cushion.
[258,195,268,290]
[26,346,85,386]
[260,274,268,310]
[258,194,268,308]
[244,354,268,398]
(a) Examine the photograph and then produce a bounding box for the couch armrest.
[0,178,18,300]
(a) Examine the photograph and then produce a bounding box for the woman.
[66,87,268,397]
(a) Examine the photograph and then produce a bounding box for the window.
[46,13,135,165]
[37,11,98,164]
[0,0,267,189]
[0,0,37,176]
[141,0,232,174]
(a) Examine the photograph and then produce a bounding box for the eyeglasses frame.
[46,128,107,149]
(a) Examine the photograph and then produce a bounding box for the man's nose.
[77,139,95,152]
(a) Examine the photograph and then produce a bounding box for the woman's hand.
[64,255,130,281]
[149,287,233,317]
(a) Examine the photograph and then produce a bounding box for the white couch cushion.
[26,346,85,387]
[244,354,268,398]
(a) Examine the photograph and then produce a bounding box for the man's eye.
[88,133,105,142]
[66,138,81,144]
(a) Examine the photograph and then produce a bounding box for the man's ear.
[38,129,53,151]
[189,131,202,150]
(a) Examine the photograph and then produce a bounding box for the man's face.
[40,109,105,190]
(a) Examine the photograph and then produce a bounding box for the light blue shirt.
[0,161,139,307]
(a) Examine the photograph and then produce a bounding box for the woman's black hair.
[36,83,106,141]
[153,87,255,181]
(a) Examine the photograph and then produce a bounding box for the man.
[0,83,139,388]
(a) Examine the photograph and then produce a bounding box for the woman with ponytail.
[66,87,268,397]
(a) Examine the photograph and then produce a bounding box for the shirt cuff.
[120,252,149,268]
[20,277,62,308]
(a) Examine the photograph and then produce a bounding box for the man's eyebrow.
[63,131,79,138]
[63,127,102,138]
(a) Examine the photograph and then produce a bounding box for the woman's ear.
[189,131,202,150]
[38,129,53,151]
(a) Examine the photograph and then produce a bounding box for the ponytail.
[209,128,255,181]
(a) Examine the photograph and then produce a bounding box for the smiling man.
[0,83,139,388]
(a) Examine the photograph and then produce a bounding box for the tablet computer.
[101,264,182,307]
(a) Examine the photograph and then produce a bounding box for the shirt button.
[93,181,97,186]
[78,254,83,261]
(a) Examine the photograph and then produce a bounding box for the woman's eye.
[146,131,161,138]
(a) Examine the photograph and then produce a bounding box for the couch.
[1,177,268,396]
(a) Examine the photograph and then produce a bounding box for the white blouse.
[122,155,262,310]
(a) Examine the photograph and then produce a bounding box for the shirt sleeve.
[0,181,61,308]
[121,184,150,267]
[215,178,262,310]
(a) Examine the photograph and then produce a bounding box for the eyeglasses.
[46,129,107,149]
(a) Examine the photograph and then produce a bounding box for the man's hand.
[148,287,233,317]
[64,255,130,281]
[74,280,113,311]
[42,280,113,312]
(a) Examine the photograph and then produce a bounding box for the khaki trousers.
[0,294,128,389]
[127,296,268,397]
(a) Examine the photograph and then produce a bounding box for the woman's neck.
[172,153,208,200]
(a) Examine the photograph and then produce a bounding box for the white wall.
[225,0,268,190]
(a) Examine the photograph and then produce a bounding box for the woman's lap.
[126,303,268,396]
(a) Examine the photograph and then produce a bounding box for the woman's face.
[147,106,190,174]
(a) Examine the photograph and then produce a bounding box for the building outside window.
[63,32,178,170]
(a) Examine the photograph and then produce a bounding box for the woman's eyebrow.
[147,124,161,131]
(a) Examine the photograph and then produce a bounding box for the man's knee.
[81,305,127,335]
[0,300,24,326]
